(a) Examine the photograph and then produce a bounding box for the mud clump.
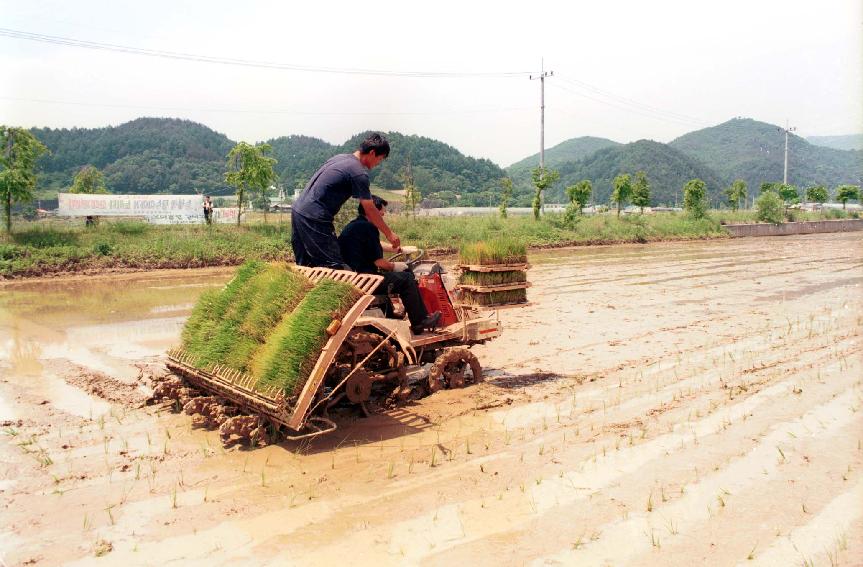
[63,365,151,408]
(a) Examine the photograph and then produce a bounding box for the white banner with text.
[57,194,238,224]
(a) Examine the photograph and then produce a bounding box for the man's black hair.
[358,195,388,216]
[359,133,390,158]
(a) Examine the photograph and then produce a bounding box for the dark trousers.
[379,271,428,327]
[291,210,349,269]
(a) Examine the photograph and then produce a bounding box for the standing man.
[203,195,213,225]
[291,133,400,269]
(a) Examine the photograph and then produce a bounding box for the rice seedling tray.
[456,263,532,273]
[456,281,532,292]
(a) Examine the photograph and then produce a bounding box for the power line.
[549,81,706,128]
[0,27,533,78]
[0,95,532,116]
[556,74,707,125]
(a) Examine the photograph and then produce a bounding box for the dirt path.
[1,233,861,566]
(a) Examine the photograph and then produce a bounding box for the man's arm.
[360,199,400,251]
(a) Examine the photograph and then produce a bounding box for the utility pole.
[778,121,796,185]
[530,58,553,210]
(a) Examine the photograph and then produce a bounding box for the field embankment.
[0,209,856,279]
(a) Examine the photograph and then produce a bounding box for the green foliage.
[804,185,828,204]
[530,167,560,220]
[564,180,592,225]
[70,165,109,194]
[459,238,527,265]
[225,142,277,226]
[402,162,421,218]
[499,177,513,218]
[683,179,708,219]
[252,279,360,395]
[723,179,747,211]
[835,185,860,209]
[760,182,780,194]
[631,171,650,213]
[611,173,633,217]
[1,126,49,233]
[755,191,784,223]
[461,288,527,306]
[777,184,799,206]
[506,137,620,192]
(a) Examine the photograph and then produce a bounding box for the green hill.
[670,118,863,191]
[32,117,235,195]
[29,118,507,203]
[507,136,620,172]
[806,134,863,152]
[548,140,725,206]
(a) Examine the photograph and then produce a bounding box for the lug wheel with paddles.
[428,348,482,393]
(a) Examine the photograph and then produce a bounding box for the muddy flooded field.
[1,232,862,566]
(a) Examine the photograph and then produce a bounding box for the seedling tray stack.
[455,240,530,309]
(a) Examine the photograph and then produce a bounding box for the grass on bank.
[0,208,858,278]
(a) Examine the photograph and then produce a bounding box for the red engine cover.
[418,273,459,327]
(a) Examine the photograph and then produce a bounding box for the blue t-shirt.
[292,154,372,222]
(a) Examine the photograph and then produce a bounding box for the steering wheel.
[387,247,426,269]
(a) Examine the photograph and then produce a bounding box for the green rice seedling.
[460,288,528,307]
[458,270,527,286]
[252,279,361,396]
[459,239,527,265]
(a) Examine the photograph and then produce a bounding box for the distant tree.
[611,173,633,217]
[0,126,48,233]
[760,182,780,194]
[804,185,828,204]
[835,185,860,209]
[70,165,109,194]
[252,185,273,221]
[682,179,707,219]
[723,179,747,211]
[402,160,421,217]
[530,166,560,220]
[777,184,799,209]
[755,191,784,223]
[565,180,592,217]
[499,177,513,218]
[631,171,650,214]
[224,142,277,226]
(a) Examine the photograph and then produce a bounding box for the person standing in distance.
[291,133,401,269]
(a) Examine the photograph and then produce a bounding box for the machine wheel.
[428,349,482,393]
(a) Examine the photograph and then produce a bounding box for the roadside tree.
[682,179,707,219]
[530,166,560,220]
[777,184,799,209]
[70,165,109,194]
[760,182,780,194]
[631,171,650,214]
[499,177,513,218]
[723,179,747,211]
[402,161,421,218]
[564,180,592,225]
[755,190,784,223]
[804,185,828,204]
[225,142,277,226]
[835,185,860,209]
[0,126,48,234]
[611,173,632,217]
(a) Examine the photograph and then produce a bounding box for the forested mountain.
[265,131,507,205]
[806,134,863,152]
[670,118,862,191]
[548,140,725,206]
[29,119,507,203]
[507,136,620,173]
[32,118,235,195]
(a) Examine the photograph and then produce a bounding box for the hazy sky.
[2,0,861,166]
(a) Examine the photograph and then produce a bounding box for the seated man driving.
[338,196,441,335]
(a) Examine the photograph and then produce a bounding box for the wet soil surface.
[1,234,862,566]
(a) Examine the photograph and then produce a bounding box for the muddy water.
[1,233,862,567]
[0,268,232,419]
